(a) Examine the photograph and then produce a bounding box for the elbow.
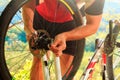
[88,25,99,36]
[87,21,100,35]
[86,14,102,35]
[92,27,98,34]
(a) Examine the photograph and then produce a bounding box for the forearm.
[22,0,36,35]
[64,24,98,40]
[64,14,102,41]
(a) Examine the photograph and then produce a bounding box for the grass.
[4,36,120,80]
[6,49,105,80]
[74,51,103,80]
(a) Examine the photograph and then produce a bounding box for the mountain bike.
[0,0,85,80]
[104,20,120,80]
[78,20,120,80]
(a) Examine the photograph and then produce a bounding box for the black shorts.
[33,10,82,56]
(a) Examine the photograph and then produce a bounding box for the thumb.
[51,39,60,47]
[55,50,63,57]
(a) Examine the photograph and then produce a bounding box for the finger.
[51,39,61,47]
[54,51,62,57]
[50,43,60,52]
[52,41,65,50]
[56,41,66,51]
[50,47,59,53]
[58,44,66,50]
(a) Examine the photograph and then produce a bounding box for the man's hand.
[50,33,67,57]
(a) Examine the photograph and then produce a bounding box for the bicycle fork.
[42,53,62,80]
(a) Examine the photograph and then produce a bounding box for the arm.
[50,0,105,56]
[22,0,36,36]
[50,14,103,56]
[22,1,45,80]
[63,14,102,40]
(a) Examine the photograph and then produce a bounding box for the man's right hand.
[50,33,67,57]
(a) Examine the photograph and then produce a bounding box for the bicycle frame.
[41,52,62,80]
[80,39,107,80]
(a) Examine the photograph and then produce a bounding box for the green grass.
[8,51,104,80]
[74,51,103,80]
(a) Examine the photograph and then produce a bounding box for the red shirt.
[36,0,73,23]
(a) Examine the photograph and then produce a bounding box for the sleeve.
[85,0,105,15]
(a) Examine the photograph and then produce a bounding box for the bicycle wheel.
[104,20,120,80]
[0,0,85,80]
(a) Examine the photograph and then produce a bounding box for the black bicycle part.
[104,20,120,80]
[29,30,52,50]
[0,0,30,80]
[116,42,120,48]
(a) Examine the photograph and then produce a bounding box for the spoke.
[113,54,120,69]
[6,53,30,61]
[9,53,31,70]
[12,53,31,77]
[8,21,23,29]
[22,71,30,79]
[114,53,120,57]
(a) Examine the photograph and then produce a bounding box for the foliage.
[11,60,32,80]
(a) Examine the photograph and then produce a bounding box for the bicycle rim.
[106,50,120,80]
[0,0,31,80]
[106,48,120,80]
[0,0,85,80]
